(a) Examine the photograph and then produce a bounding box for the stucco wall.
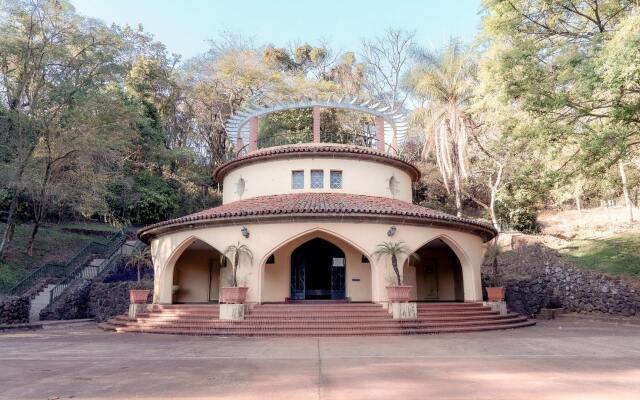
[222,157,413,203]
[261,231,372,302]
[150,221,487,305]
[173,249,221,303]
[403,250,461,301]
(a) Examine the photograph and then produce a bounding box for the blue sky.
[71,0,484,61]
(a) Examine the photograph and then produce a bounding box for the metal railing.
[8,231,122,296]
[8,263,66,295]
[47,232,128,307]
[240,131,396,155]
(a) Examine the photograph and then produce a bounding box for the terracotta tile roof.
[213,143,421,182]
[138,193,497,242]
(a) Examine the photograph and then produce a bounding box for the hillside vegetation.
[0,222,117,293]
[535,207,640,279]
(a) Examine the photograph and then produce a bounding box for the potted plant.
[127,246,151,304]
[373,241,416,302]
[485,241,505,301]
[221,242,253,304]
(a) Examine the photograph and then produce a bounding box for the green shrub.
[127,172,178,224]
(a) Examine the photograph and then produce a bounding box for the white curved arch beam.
[225,98,408,145]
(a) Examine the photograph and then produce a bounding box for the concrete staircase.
[100,302,535,336]
[29,284,58,322]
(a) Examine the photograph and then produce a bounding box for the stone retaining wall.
[40,280,153,321]
[0,295,30,324]
[482,241,639,317]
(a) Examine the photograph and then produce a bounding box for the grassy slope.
[0,222,118,292]
[557,232,640,279]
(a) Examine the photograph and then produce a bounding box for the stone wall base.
[220,303,245,320]
[389,302,417,319]
[484,301,508,315]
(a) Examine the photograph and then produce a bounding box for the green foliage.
[559,233,640,279]
[259,109,313,147]
[223,242,253,287]
[494,167,548,233]
[126,173,178,225]
[0,261,22,293]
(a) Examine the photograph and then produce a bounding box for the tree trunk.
[233,252,239,287]
[26,220,40,256]
[619,160,634,224]
[453,172,462,217]
[391,255,401,285]
[575,193,582,216]
[0,192,20,259]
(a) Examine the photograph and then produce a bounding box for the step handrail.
[47,232,129,308]
[7,230,123,296]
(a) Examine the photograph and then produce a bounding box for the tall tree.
[360,28,415,109]
[407,39,477,217]
[480,0,638,222]
[0,0,129,257]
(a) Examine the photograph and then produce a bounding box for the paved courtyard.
[1,319,639,400]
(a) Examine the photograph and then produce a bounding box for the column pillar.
[236,135,244,153]
[390,131,398,155]
[313,106,321,143]
[375,115,385,152]
[249,116,258,152]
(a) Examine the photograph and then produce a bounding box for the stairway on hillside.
[31,238,139,321]
[29,284,57,322]
[100,302,535,336]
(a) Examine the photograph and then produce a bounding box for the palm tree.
[127,246,152,284]
[407,39,476,217]
[222,242,253,287]
[373,241,414,286]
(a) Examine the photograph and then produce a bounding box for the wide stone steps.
[108,316,529,331]
[100,302,534,336]
[102,321,535,336]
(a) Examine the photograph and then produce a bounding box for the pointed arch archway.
[155,236,224,304]
[403,236,465,302]
[259,228,373,302]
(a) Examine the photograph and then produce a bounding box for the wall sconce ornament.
[241,226,250,238]
[387,225,397,237]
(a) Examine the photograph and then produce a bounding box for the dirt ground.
[1,319,639,400]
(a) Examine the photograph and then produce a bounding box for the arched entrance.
[404,238,464,302]
[290,238,346,300]
[171,239,223,303]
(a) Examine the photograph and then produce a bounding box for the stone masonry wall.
[0,295,31,324]
[40,280,153,321]
[482,239,640,317]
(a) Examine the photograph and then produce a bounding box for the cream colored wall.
[173,249,221,303]
[404,250,463,301]
[222,157,413,203]
[150,221,487,305]
[261,231,372,302]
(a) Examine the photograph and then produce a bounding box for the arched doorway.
[171,239,223,303]
[405,239,464,302]
[290,238,346,300]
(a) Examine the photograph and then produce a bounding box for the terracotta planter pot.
[221,287,249,304]
[486,286,506,301]
[386,285,412,302]
[129,289,150,304]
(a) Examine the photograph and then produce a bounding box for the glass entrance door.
[290,238,346,300]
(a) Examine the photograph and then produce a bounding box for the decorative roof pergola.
[225,96,409,153]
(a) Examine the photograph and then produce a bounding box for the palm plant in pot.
[485,241,505,301]
[373,241,416,302]
[221,242,253,304]
[127,246,152,304]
